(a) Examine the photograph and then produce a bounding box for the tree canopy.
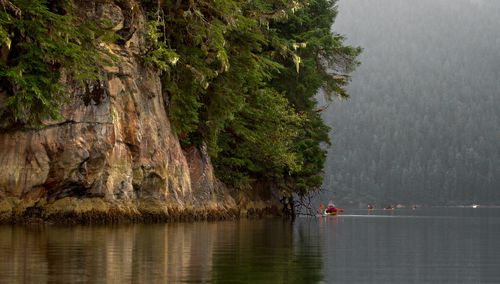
[0,0,109,128]
[144,0,360,196]
[0,0,360,197]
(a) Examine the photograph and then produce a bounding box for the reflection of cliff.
[0,220,325,283]
[0,223,218,283]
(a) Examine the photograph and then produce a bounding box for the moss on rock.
[0,196,280,224]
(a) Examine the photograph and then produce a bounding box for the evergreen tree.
[0,0,360,199]
[0,0,106,127]
[145,0,360,197]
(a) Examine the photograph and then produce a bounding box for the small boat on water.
[322,204,344,216]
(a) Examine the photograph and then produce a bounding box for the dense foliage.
[0,0,107,127]
[144,0,360,196]
[323,0,500,206]
[0,0,360,197]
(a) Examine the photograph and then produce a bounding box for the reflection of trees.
[211,219,324,284]
[0,220,325,283]
[291,220,325,283]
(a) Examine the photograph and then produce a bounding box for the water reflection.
[2,209,500,283]
[324,209,500,283]
[211,219,323,283]
[0,219,324,283]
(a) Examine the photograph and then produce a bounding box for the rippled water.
[1,208,499,283]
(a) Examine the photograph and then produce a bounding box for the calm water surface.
[1,208,499,283]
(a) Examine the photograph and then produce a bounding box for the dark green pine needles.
[0,0,107,127]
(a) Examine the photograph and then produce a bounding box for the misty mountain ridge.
[322,0,500,206]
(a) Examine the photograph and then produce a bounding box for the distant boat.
[322,204,344,216]
[322,209,337,216]
[472,204,479,209]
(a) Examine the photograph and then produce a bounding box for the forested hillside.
[323,0,500,206]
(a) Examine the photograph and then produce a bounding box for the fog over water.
[322,0,500,207]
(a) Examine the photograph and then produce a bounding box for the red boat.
[324,205,344,216]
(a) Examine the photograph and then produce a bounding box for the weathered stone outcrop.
[0,0,279,223]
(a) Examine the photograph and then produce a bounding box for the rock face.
[0,0,278,223]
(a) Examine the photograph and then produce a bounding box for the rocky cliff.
[0,0,278,223]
